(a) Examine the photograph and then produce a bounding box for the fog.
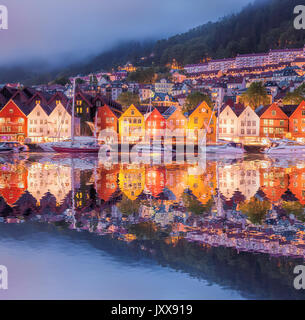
[0,0,253,67]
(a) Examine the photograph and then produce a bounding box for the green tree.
[183,92,213,113]
[117,92,140,111]
[283,84,305,105]
[239,82,270,110]
[239,197,271,225]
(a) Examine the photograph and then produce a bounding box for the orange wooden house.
[255,103,289,139]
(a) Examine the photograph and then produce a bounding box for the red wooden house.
[145,108,166,140]
[256,103,289,139]
[145,166,166,198]
[95,104,120,143]
[0,92,32,141]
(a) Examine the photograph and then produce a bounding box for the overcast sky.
[0,0,254,67]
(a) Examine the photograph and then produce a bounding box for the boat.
[52,142,99,153]
[0,141,29,153]
[264,139,305,155]
[135,143,173,154]
[199,140,245,154]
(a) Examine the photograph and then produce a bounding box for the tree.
[239,197,271,225]
[283,84,305,105]
[182,192,213,215]
[183,92,213,113]
[117,92,140,111]
[239,82,270,110]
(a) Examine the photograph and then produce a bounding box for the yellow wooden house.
[187,101,216,143]
[119,104,145,143]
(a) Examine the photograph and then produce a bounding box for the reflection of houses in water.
[259,166,289,203]
[218,161,260,201]
[0,162,28,206]
[96,164,119,202]
[145,166,166,198]
[288,165,305,205]
[165,164,188,201]
[119,164,145,200]
[187,162,216,205]
[27,163,74,206]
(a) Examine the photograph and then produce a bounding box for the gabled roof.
[162,106,177,119]
[255,105,269,117]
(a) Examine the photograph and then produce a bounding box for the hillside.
[1,0,305,85]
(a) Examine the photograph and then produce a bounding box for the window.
[96,101,101,107]
[263,127,268,134]
[247,121,251,126]
[9,109,13,113]
[138,119,141,124]
[272,110,276,116]
[252,129,256,134]
[252,121,256,126]
[56,100,60,105]
[280,120,284,126]
[231,119,234,125]
[131,110,135,115]
[241,121,245,127]
[223,128,227,133]
[194,117,198,124]
[231,128,234,134]
[263,119,268,125]
[18,118,24,123]
[241,129,244,134]
[302,110,305,116]
[269,128,274,133]
[269,120,274,125]
[76,100,82,106]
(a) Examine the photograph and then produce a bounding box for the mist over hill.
[1,0,304,85]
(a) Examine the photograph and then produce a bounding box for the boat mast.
[71,78,76,145]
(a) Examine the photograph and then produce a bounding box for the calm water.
[0,152,305,299]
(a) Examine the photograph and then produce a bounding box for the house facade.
[188,101,216,143]
[145,108,166,140]
[256,103,289,139]
[119,104,145,143]
[237,106,260,143]
[219,105,239,141]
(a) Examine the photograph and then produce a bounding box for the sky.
[0,0,254,67]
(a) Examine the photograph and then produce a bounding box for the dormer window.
[131,110,135,115]
[272,110,276,116]
[76,100,82,106]
[56,100,60,105]
[36,100,41,105]
[9,109,13,113]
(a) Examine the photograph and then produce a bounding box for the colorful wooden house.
[95,104,120,143]
[255,103,289,139]
[74,91,95,136]
[0,94,31,141]
[163,106,188,140]
[283,101,305,141]
[119,104,145,143]
[187,101,216,143]
[145,108,166,140]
